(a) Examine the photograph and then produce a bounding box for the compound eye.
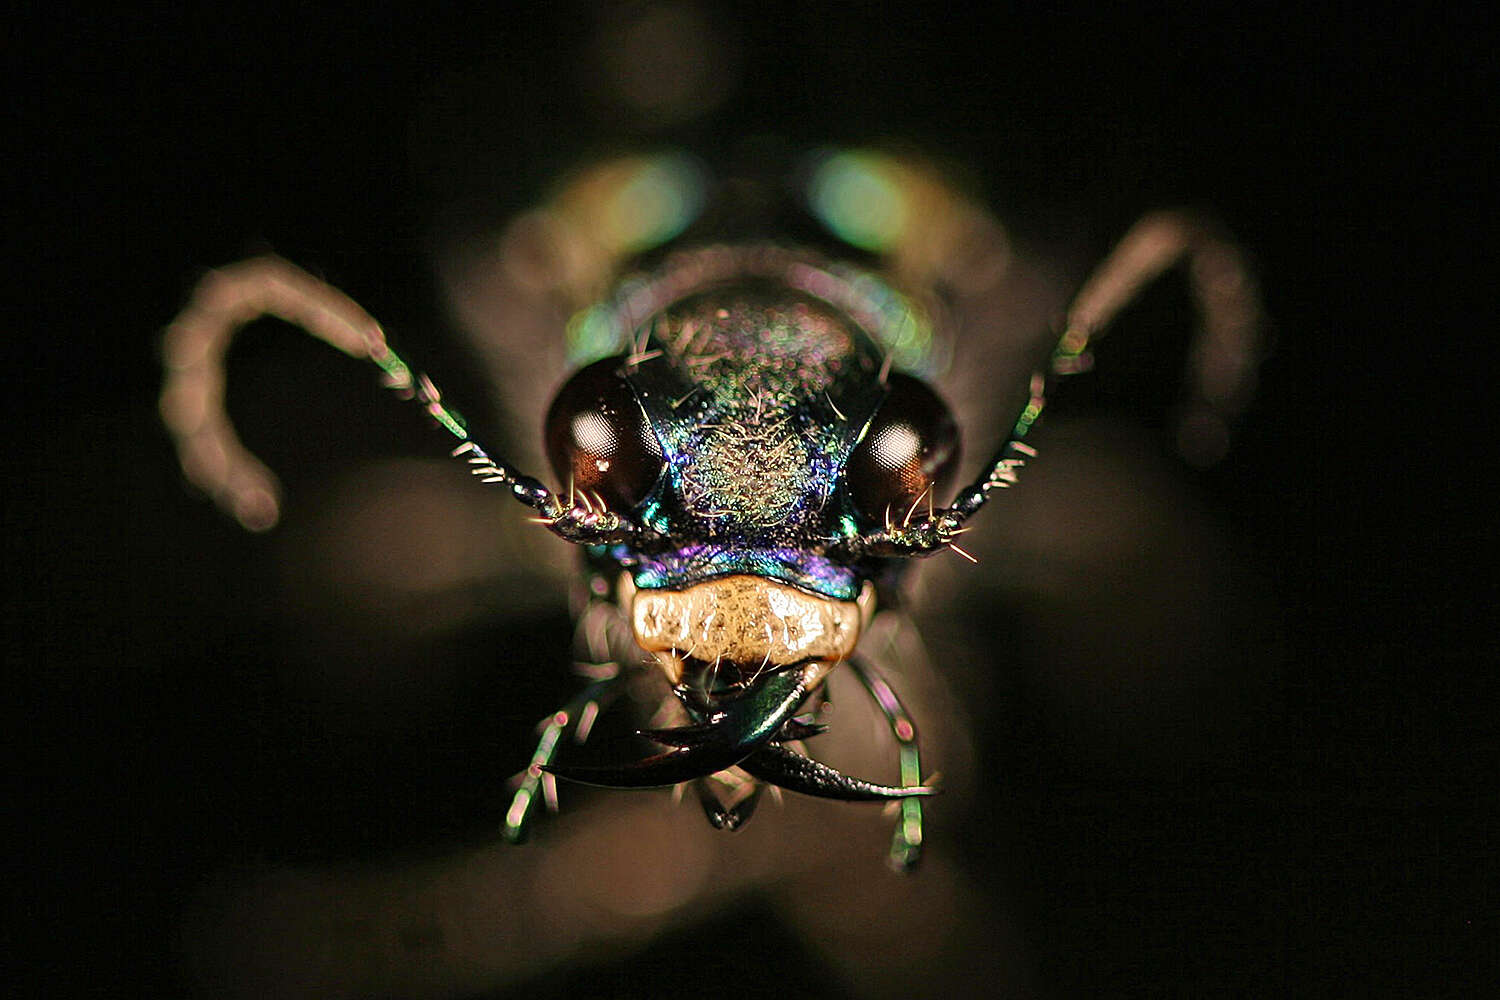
[545,357,664,512]
[845,373,961,525]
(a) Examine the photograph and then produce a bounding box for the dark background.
[12,3,1491,996]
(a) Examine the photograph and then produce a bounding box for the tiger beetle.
[161,147,1262,871]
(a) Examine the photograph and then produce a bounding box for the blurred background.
[10,2,1491,996]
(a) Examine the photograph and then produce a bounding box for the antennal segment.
[160,255,637,545]
[830,210,1264,560]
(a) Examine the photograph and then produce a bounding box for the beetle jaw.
[545,574,933,803]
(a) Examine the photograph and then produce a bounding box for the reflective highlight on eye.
[570,410,617,465]
[865,424,923,472]
[545,357,664,510]
[845,373,960,526]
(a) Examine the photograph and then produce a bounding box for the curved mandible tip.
[545,664,817,789]
[739,742,939,801]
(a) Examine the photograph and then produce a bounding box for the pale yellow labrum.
[626,574,873,685]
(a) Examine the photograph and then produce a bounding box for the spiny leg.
[503,674,624,844]
[847,654,928,873]
[505,593,644,843]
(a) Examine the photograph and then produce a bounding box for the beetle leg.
[503,675,622,844]
[846,654,930,873]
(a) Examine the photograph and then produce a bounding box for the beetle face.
[543,253,961,702]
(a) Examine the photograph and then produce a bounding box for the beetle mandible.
[161,147,1262,870]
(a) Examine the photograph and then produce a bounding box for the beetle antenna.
[1058,210,1264,466]
[835,210,1263,560]
[162,255,640,545]
[955,212,1265,519]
